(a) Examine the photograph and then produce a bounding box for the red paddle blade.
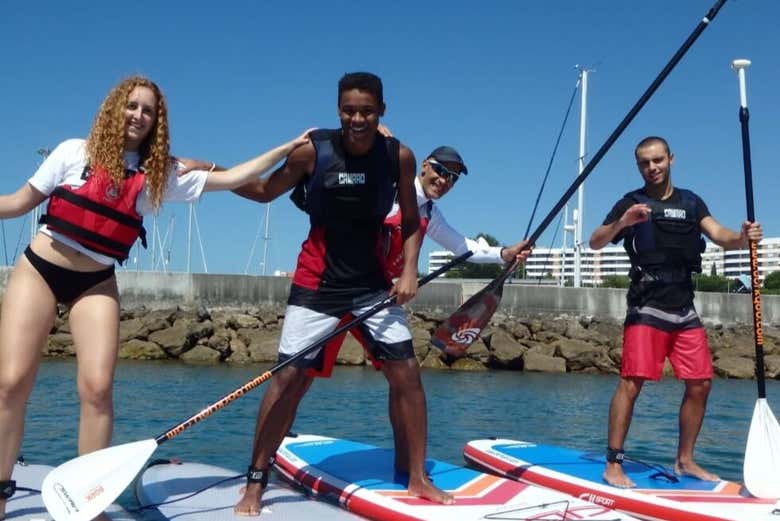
[432,280,504,358]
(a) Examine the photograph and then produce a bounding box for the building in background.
[427,237,780,286]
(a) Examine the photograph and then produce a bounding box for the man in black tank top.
[590,136,763,489]
[232,72,454,515]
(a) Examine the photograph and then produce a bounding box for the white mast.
[574,66,593,288]
[260,202,271,276]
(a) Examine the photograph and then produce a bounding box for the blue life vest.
[624,188,705,274]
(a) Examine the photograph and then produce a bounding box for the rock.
[714,347,753,360]
[45,333,74,356]
[451,357,487,371]
[486,329,526,370]
[196,306,211,321]
[608,347,623,366]
[119,339,167,360]
[181,345,222,363]
[336,333,366,365]
[525,318,543,334]
[764,355,780,379]
[713,356,756,379]
[119,318,149,342]
[235,327,277,347]
[411,323,433,358]
[542,317,568,336]
[586,319,623,349]
[143,309,175,333]
[229,314,261,330]
[554,339,616,373]
[523,340,556,357]
[535,331,563,344]
[420,350,448,369]
[505,321,532,340]
[226,338,250,363]
[247,336,280,363]
[466,338,491,364]
[523,352,566,373]
[147,318,213,357]
[207,327,234,354]
[256,307,284,327]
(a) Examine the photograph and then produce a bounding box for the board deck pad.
[6,461,134,520]
[464,438,780,521]
[135,460,363,520]
[275,433,640,520]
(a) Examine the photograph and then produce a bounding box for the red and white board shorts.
[622,306,713,380]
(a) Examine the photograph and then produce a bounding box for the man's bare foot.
[234,482,265,516]
[674,460,720,482]
[603,463,636,488]
[408,476,453,505]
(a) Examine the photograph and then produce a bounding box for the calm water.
[20,360,780,514]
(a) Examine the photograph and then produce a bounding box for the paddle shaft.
[153,250,473,444]
[488,0,728,285]
[734,64,766,398]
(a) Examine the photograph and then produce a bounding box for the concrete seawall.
[1,267,774,326]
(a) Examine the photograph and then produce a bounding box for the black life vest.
[289,129,399,225]
[40,165,148,263]
[624,188,704,274]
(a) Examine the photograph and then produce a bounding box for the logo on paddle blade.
[452,327,481,345]
[53,482,79,513]
[85,484,105,502]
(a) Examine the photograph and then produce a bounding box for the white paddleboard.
[135,459,363,520]
[5,460,134,520]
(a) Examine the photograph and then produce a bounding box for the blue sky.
[1,1,778,275]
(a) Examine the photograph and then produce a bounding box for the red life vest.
[40,165,148,262]
[383,200,433,279]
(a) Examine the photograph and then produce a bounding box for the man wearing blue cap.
[382,144,530,276]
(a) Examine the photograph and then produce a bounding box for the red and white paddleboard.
[464,438,780,521]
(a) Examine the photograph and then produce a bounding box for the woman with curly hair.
[0,75,310,518]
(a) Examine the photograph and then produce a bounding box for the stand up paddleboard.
[464,439,780,521]
[275,433,640,520]
[5,460,134,520]
[135,459,363,520]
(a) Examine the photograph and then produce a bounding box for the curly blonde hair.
[85,76,171,209]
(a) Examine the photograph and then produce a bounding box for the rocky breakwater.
[40,305,780,379]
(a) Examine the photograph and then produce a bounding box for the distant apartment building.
[427,237,780,286]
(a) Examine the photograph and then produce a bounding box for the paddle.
[732,58,780,499]
[40,250,473,521]
[432,0,729,356]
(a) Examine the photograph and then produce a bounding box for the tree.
[693,273,730,293]
[445,232,503,279]
[599,275,631,288]
[764,271,780,290]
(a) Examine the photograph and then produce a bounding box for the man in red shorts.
[589,136,763,488]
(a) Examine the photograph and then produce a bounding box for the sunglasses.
[428,159,462,183]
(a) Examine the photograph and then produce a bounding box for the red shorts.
[621,324,713,380]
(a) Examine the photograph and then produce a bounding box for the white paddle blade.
[42,438,158,521]
[744,398,780,498]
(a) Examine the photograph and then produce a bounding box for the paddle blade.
[743,398,780,498]
[431,280,504,357]
[42,438,158,521]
